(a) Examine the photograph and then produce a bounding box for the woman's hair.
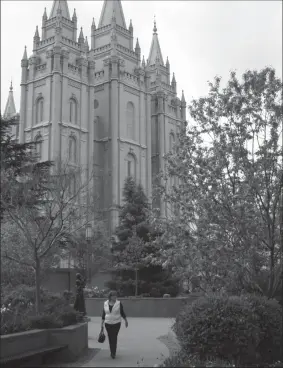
[108,290,118,300]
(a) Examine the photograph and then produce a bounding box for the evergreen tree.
[1,115,52,218]
[115,176,151,247]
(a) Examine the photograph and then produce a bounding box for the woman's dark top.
[102,302,127,320]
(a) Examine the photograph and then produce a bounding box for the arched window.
[169,132,175,152]
[69,98,77,124]
[125,153,136,179]
[68,136,77,163]
[35,134,43,160]
[36,98,44,124]
[169,133,175,188]
[69,175,76,197]
[126,102,135,140]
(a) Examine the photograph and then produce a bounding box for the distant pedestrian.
[74,273,86,316]
[101,290,128,359]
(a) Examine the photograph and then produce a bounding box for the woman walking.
[101,290,128,359]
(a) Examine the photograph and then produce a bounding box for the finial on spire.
[172,72,176,84]
[78,27,84,43]
[34,25,39,38]
[153,15,157,34]
[22,45,27,60]
[85,36,89,49]
[181,90,186,103]
[43,7,47,20]
[166,56,169,65]
[72,8,77,21]
[10,79,13,92]
[142,55,145,67]
[135,38,140,50]
[92,17,96,29]
[129,19,133,32]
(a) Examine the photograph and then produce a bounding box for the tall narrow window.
[69,175,76,197]
[69,98,77,124]
[126,102,135,140]
[169,132,175,152]
[69,136,77,163]
[125,153,136,179]
[35,135,43,160]
[36,98,44,124]
[169,133,175,187]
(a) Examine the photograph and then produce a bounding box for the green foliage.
[115,176,151,245]
[173,293,282,366]
[0,285,82,335]
[152,67,283,297]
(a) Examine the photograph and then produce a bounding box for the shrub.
[84,286,109,298]
[0,284,82,335]
[173,293,282,366]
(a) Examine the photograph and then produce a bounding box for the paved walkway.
[82,317,177,367]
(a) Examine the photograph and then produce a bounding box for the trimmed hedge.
[173,293,282,366]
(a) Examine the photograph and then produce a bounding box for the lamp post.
[85,224,92,285]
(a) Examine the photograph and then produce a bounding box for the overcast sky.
[1,0,282,112]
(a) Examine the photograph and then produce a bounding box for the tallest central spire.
[98,0,127,29]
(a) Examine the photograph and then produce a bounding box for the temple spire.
[22,45,27,60]
[98,0,127,28]
[43,7,47,21]
[49,0,70,19]
[78,27,84,43]
[147,16,164,66]
[3,80,17,119]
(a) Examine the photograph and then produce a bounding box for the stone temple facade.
[5,0,187,232]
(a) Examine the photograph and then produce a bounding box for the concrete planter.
[85,297,199,317]
[0,329,48,360]
[47,322,88,362]
[0,322,88,363]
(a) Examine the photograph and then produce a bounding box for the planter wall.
[47,322,88,362]
[86,296,199,317]
[0,329,48,360]
[0,323,88,363]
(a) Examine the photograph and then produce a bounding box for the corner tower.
[146,19,187,217]
[90,0,153,231]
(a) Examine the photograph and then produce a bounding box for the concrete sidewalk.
[82,317,177,367]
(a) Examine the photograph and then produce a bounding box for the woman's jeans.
[105,322,121,356]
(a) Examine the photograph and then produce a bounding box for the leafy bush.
[173,293,282,366]
[84,286,109,298]
[0,285,82,335]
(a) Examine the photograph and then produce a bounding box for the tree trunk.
[35,257,41,314]
[135,268,138,297]
[268,248,275,298]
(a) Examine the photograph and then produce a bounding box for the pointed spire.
[153,15,157,34]
[72,8,77,21]
[142,55,145,68]
[22,45,27,60]
[181,90,186,104]
[78,27,84,43]
[92,17,96,30]
[129,19,133,33]
[166,56,170,67]
[34,25,39,38]
[43,7,47,21]
[148,16,164,66]
[85,36,89,51]
[98,0,126,28]
[50,0,70,20]
[135,38,140,51]
[172,72,176,84]
[4,80,17,119]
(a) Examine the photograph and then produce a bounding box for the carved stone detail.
[124,85,139,97]
[68,79,81,90]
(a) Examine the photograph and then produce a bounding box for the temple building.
[4,0,187,231]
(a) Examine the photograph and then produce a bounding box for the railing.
[37,36,55,48]
[93,44,111,54]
